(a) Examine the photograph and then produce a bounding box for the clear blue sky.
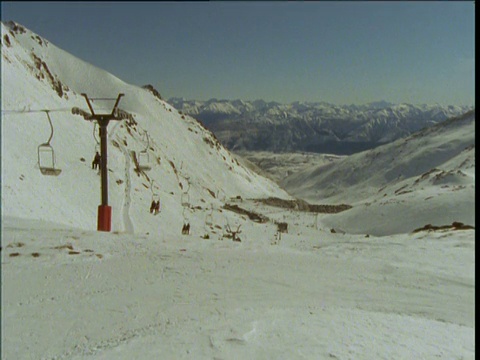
[1,1,475,105]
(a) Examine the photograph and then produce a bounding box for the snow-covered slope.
[1,21,474,360]
[1,215,474,359]
[282,110,475,235]
[1,21,289,235]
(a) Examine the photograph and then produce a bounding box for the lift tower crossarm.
[81,93,96,116]
[111,94,124,117]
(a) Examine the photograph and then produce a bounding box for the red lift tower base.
[97,205,112,232]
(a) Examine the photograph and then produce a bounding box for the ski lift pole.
[72,93,127,232]
[98,118,109,206]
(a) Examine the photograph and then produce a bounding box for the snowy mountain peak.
[2,21,288,234]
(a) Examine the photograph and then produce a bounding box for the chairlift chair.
[37,111,61,176]
[38,143,62,176]
[205,214,213,226]
[181,192,190,207]
[181,178,190,207]
[137,131,151,171]
[205,207,213,226]
[150,194,161,215]
[182,207,190,235]
[138,150,151,171]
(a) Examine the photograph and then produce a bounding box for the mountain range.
[169,97,472,155]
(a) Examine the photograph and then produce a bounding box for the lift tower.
[72,93,129,232]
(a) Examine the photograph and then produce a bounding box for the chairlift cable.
[93,122,100,146]
[42,110,54,145]
[143,131,150,152]
[149,179,160,200]
[88,97,119,101]
[179,174,191,193]
[1,108,72,114]
[182,207,189,221]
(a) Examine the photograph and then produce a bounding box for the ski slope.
[1,21,475,359]
[1,20,289,237]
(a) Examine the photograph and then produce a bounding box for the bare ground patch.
[222,204,269,223]
[413,222,475,233]
[256,197,352,214]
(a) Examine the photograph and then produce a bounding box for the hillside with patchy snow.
[1,21,289,235]
[282,110,475,235]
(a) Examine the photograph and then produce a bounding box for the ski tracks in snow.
[115,132,135,234]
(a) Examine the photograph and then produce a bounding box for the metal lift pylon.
[72,93,130,232]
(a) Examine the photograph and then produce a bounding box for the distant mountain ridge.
[280,109,475,235]
[169,97,472,155]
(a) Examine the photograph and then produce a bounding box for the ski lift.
[205,206,213,227]
[181,207,190,235]
[181,192,190,208]
[181,180,190,207]
[138,152,151,171]
[37,111,61,176]
[138,132,151,171]
[151,191,160,213]
[149,179,160,213]
[150,197,161,215]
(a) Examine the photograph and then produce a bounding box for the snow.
[1,215,474,359]
[1,21,288,234]
[1,21,475,359]
[282,111,475,236]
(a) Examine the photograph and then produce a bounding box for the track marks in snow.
[2,215,474,360]
[116,136,134,234]
[52,320,167,360]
